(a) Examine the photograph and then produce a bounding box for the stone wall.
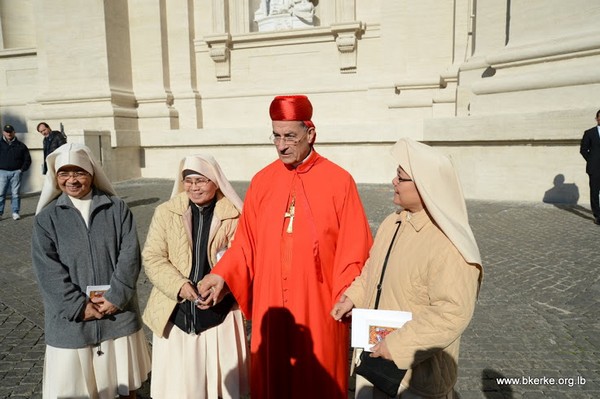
[1,0,598,204]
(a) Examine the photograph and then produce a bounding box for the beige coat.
[345,210,481,398]
[142,192,240,337]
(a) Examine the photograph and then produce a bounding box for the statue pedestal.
[256,14,313,32]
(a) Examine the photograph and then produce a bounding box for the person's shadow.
[355,348,460,398]
[251,307,344,399]
[481,368,514,398]
[355,349,515,398]
[542,174,593,221]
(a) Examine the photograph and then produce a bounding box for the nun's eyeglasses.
[57,171,90,180]
[183,177,211,186]
[396,167,413,183]
[395,172,413,183]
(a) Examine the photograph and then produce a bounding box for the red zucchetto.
[269,95,315,128]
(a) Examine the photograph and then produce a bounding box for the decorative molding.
[0,47,37,58]
[486,31,600,69]
[229,27,335,49]
[331,21,364,73]
[388,99,433,109]
[390,76,450,109]
[204,33,232,81]
[35,88,135,105]
[471,63,600,95]
[198,23,371,78]
[394,76,448,94]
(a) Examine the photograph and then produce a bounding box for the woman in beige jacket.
[332,138,483,399]
[142,154,249,399]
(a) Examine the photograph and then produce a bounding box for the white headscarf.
[390,138,482,267]
[171,154,243,212]
[35,143,116,214]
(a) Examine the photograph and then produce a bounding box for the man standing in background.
[580,109,600,225]
[37,122,67,175]
[0,124,31,220]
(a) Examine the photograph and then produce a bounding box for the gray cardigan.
[32,188,142,348]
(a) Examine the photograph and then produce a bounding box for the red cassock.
[212,150,373,399]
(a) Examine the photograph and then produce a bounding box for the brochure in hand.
[86,285,111,299]
[351,308,412,351]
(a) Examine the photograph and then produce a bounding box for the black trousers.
[589,173,600,219]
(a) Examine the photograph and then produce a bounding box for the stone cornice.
[0,47,36,58]
[198,22,368,77]
[487,31,600,69]
[471,63,600,95]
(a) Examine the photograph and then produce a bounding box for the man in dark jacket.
[37,122,67,174]
[0,124,31,220]
[580,109,600,225]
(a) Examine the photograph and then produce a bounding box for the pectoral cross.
[284,196,295,233]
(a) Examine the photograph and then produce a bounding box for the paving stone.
[0,179,599,398]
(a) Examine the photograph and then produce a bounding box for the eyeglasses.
[183,177,211,186]
[396,169,413,183]
[57,171,90,180]
[269,133,307,145]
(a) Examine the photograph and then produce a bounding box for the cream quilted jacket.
[345,210,481,397]
[142,192,240,337]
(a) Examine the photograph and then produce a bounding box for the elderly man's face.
[57,165,93,199]
[272,121,315,167]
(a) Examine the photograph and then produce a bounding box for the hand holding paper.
[86,285,119,316]
[369,339,393,361]
[351,308,412,351]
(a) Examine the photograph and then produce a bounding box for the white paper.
[86,284,111,298]
[216,248,227,262]
[351,308,412,351]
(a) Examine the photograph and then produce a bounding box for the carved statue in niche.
[254,0,315,32]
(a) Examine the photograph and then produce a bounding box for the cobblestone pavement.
[1,179,599,398]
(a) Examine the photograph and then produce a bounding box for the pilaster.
[32,0,138,139]
[165,0,202,128]
[129,0,179,131]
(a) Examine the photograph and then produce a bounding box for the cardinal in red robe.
[200,95,373,399]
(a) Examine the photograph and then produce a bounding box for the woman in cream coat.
[332,138,483,399]
[142,154,249,399]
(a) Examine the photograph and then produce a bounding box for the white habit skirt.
[43,329,151,399]
[150,309,250,399]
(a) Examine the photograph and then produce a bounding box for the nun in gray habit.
[32,143,151,399]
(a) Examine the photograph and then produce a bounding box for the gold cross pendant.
[284,196,295,233]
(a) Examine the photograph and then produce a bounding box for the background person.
[37,122,67,175]
[579,109,600,225]
[32,143,151,399]
[142,154,249,399]
[0,124,31,220]
[199,95,373,399]
[331,138,483,399]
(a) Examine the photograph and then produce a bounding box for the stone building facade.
[1,0,599,204]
